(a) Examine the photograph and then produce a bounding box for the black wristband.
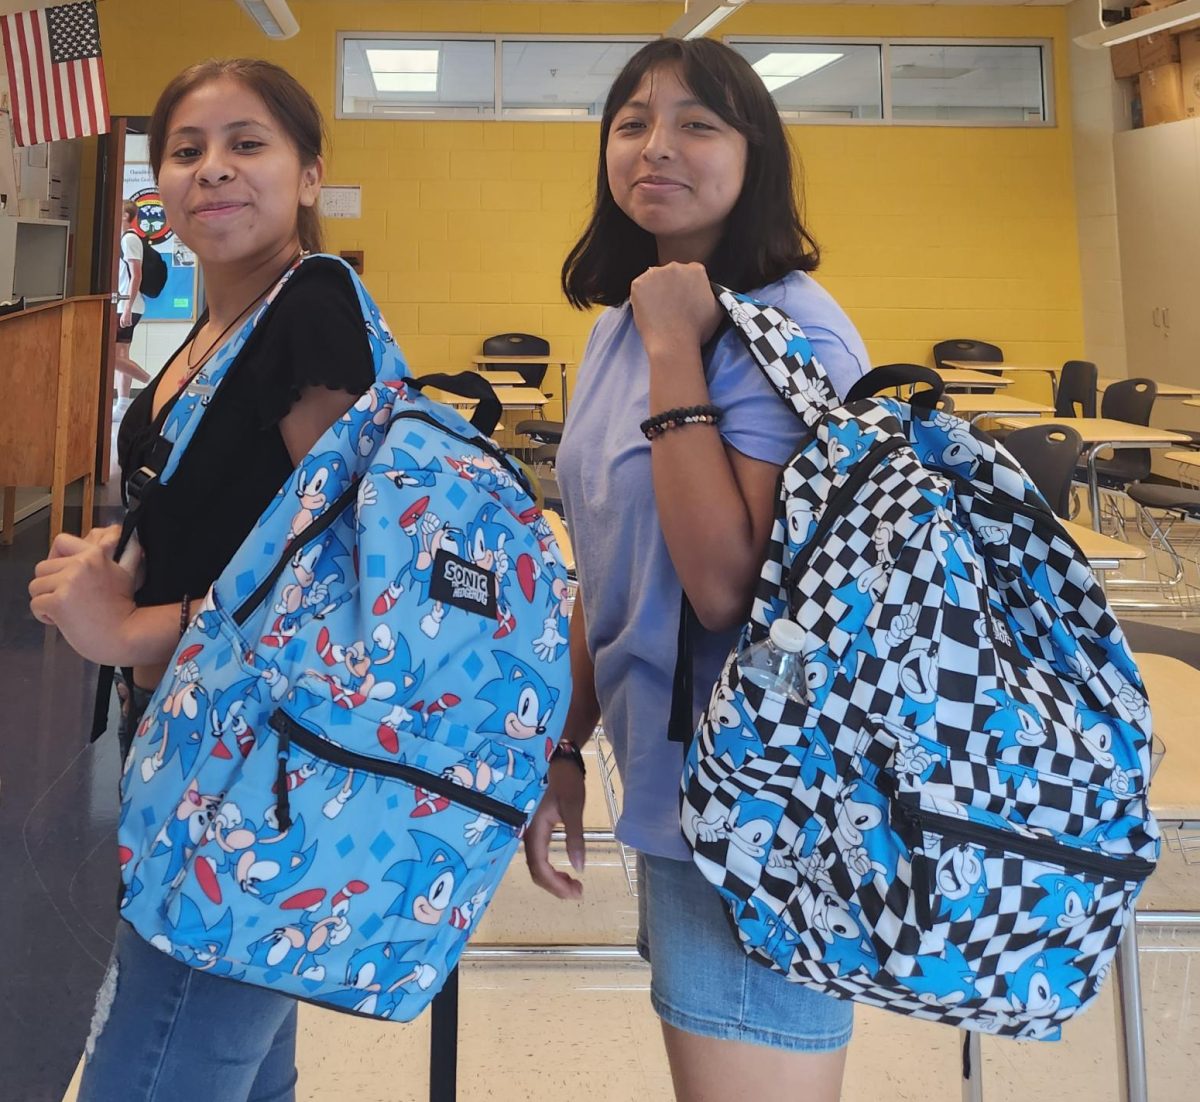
[550,737,586,777]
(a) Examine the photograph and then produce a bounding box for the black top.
[117,258,374,607]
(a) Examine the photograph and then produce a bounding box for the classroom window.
[888,44,1047,123]
[730,42,884,121]
[338,34,652,120]
[500,40,648,118]
[728,38,1052,127]
[339,37,497,118]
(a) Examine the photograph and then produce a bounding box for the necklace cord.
[178,251,303,392]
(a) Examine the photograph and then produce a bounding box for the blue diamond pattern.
[336,835,355,858]
[236,571,257,597]
[141,806,157,828]
[360,913,383,940]
[446,483,468,509]
[404,431,425,449]
[367,554,387,579]
[370,832,396,861]
[386,794,399,810]
[462,653,483,680]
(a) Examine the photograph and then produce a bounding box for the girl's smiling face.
[605,62,747,264]
[157,75,321,266]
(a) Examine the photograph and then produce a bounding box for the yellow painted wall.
[94,1,1083,409]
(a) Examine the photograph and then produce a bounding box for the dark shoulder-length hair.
[562,38,819,308]
[148,58,326,253]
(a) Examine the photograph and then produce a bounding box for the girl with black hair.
[30,59,372,1101]
[524,38,869,1101]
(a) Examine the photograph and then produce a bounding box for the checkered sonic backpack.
[679,285,1160,1041]
[116,254,572,1020]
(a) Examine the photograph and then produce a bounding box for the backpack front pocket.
[891,798,1153,1029]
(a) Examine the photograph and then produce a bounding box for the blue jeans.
[79,921,298,1102]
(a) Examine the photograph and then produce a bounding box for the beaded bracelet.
[179,594,192,638]
[640,403,723,441]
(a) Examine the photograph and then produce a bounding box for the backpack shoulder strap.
[711,281,839,426]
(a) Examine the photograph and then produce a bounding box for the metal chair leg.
[960,1029,983,1102]
[1113,912,1149,1102]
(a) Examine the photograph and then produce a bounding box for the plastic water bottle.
[738,619,807,703]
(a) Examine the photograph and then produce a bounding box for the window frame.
[335,31,656,122]
[336,32,1055,128]
[726,36,1056,129]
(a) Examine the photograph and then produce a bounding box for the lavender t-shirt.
[556,271,870,860]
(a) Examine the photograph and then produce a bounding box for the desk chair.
[1072,379,1157,534]
[934,339,1004,375]
[1056,361,1098,419]
[1004,424,1083,518]
[481,332,550,389]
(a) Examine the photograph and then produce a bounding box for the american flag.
[1,2,109,148]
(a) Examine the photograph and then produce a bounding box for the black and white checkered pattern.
[681,287,1161,1041]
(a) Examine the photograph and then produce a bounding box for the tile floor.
[4,444,1198,1101]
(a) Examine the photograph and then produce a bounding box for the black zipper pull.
[274,715,292,830]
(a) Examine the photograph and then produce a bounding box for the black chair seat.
[531,442,559,465]
[1127,482,1200,517]
[1075,465,1147,492]
[517,419,564,445]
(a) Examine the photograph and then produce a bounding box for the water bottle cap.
[768,618,806,653]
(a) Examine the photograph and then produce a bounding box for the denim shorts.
[636,852,853,1053]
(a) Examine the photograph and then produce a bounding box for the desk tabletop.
[991,417,1188,445]
[950,394,1053,416]
[1100,377,1200,399]
[942,361,1059,375]
[1061,519,1146,563]
[426,386,549,408]
[938,369,1014,389]
[1165,449,1200,468]
[474,369,525,385]
[471,355,573,366]
[1136,652,1200,821]
[543,508,575,573]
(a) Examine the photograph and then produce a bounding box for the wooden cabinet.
[1114,118,1200,385]
[0,296,107,546]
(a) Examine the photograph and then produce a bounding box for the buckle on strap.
[126,465,159,508]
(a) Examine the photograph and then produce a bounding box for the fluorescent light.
[366,48,439,74]
[234,0,298,40]
[752,52,843,92]
[664,0,749,41]
[1074,0,1200,49]
[365,48,440,95]
[373,73,438,93]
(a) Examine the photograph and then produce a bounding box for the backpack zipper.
[787,437,909,587]
[233,409,532,626]
[391,404,533,498]
[894,802,1155,881]
[268,710,528,831]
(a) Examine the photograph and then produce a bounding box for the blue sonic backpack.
[679,286,1159,1042]
[115,254,572,1020]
